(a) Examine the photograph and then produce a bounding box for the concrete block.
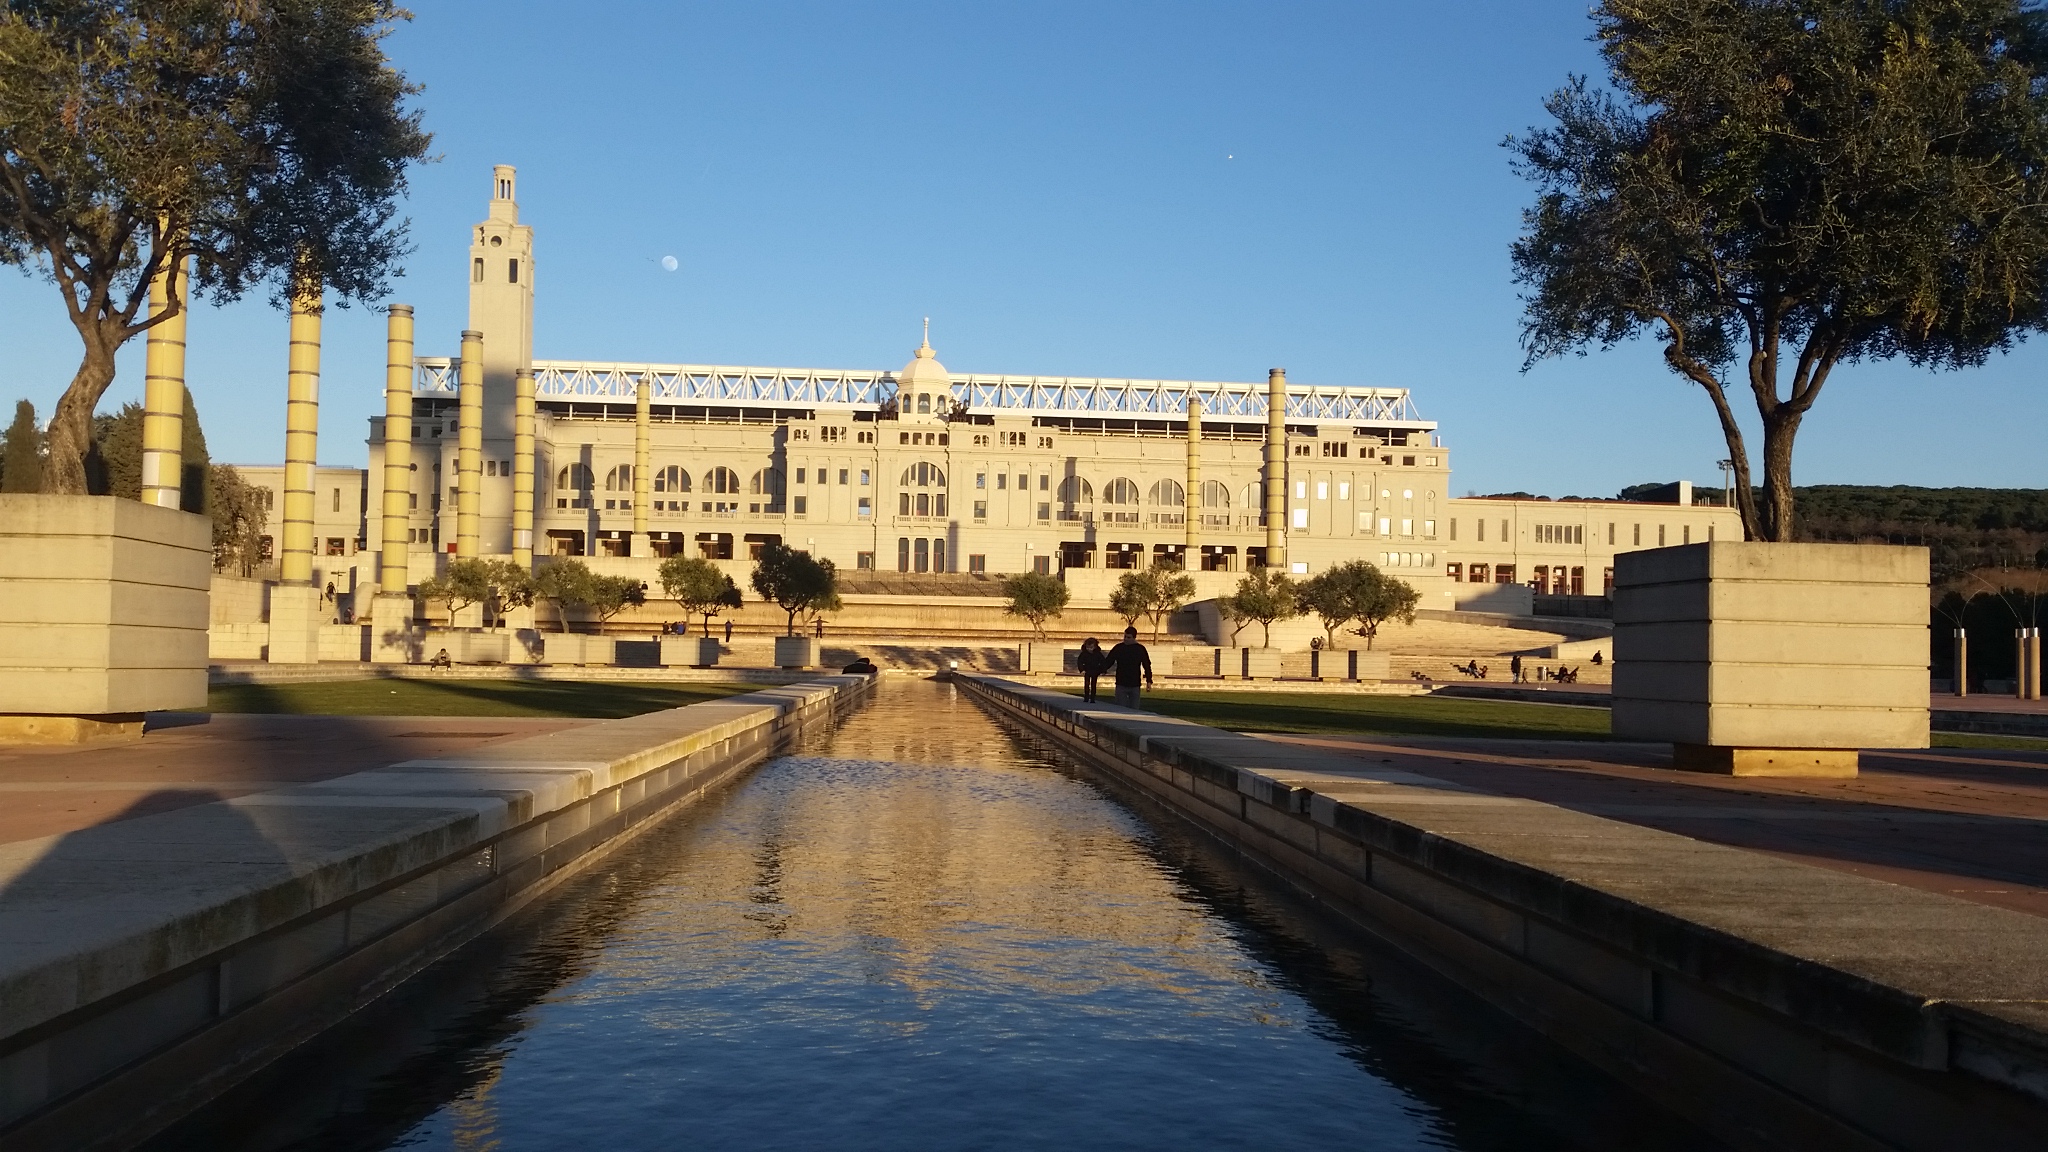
[1612,542,1930,766]
[660,636,721,667]
[774,635,815,669]
[1241,648,1283,679]
[318,625,368,662]
[1674,745,1860,777]
[0,496,210,719]
[266,585,323,665]
[542,634,615,666]
[421,630,510,664]
[367,595,420,664]
[209,623,268,661]
[1348,650,1391,680]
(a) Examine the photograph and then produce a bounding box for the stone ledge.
[0,675,871,1147]
[957,674,2048,1152]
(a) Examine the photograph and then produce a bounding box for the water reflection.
[149,680,1714,1152]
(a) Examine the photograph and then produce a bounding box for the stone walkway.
[1265,732,2048,920]
[0,715,597,844]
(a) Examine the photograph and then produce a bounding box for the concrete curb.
[0,674,875,1151]
[958,674,2048,1152]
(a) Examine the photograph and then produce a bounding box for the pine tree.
[92,403,145,500]
[0,400,43,493]
[180,387,210,514]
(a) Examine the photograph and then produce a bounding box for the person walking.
[1106,626,1153,709]
[1510,654,1524,684]
[1078,637,1105,703]
[724,618,734,643]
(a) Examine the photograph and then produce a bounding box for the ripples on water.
[152,680,1716,1152]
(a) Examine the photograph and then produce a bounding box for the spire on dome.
[917,317,933,358]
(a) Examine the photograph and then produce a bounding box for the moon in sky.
[661,255,679,272]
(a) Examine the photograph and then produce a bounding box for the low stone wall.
[956,675,2048,1152]
[0,676,873,1150]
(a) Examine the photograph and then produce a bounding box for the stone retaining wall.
[0,676,873,1151]
[957,674,2048,1152]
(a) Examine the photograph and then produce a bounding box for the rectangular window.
[1447,562,1463,581]
[974,500,987,520]
[839,469,849,485]
[486,460,497,477]
[1403,455,1415,466]
[1682,525,1691,544]
[900,493,911,516]
[1295,480,1307,499]
[794,495,807,515]
[472,258,483,283]
[796,468,806,484]
[858,497,871,517]
[1500,520,1508,542]
[1338,482,1350,500]
[1401,518,1413,536]
[1608,523,1615,545]
[324,537,344,556]
[857,551,875,570]
[934,494,948,517]
[1477,519,1484,542]
[1424,519,1436,538]
[977,473,987,489]
[1034,555,1051,575]
[1292,508,1309,529]
[1633,523,1641,546]
[933,538,947,572]
[860,470,870,486]
[508,258,519,284]
[915,493,930,517]
[1658,525,1667,546]
[997,474,1007,490]
[1016,474,1027,490]
[898,537,911,572]
[409,493,417,511]
[1378,517,1391,535]
[1449,519,1457,541]
[1037,503,1049,522]
[333,488,342,511]
[914,538,930,573]
[969,554,987,573]
[1038,474,1049,491]
[1495,564,1516,584]
[1316,482,1328,500]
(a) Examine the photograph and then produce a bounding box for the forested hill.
[1616,483,2047,570]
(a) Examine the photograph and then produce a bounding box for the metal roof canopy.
[414,358,1434,430]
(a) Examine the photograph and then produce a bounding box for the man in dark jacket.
[1106,626,1153,709]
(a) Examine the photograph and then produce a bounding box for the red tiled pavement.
[0,714,600,844]
[1266,732,2048,920]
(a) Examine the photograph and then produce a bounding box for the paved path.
[1265,732,2048,920]
[0,714,597,845]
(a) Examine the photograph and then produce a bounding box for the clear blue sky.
[2,0,2042,495]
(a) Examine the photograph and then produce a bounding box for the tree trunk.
[44,335,120,494]
[1759,409,1803,543]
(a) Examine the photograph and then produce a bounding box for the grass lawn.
[207,678,769,718]
[1114,689,1612,742]
[1108,689,2048,751]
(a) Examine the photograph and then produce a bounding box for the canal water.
[152,679,1717,1152]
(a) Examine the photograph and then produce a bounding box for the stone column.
[1263,368,1287,572]
[270,279,325,663]
[371,305,420,664]
[2030,628,2042,701]
[139,251,187,511]
[456,330,483,559]
[1184,394,1201,562]
[632,374,651,557]
[513,367,536,569]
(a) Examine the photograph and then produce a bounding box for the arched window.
[705,467,740,494]
[917,394,931,414]
[1102,478,1140,505]
[605,464,633,491]
[654,466,690,493]
[1201,480,1230,508]
[898,462,946,488]
[1058,476,1093,504]
[749,468,784,496]
[1148,479,1185,507]
[1241,482,1264,511]
[554,463,593,510]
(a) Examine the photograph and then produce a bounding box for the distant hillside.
[1619,482,2048,572]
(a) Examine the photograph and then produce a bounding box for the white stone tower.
[468,165,534,553]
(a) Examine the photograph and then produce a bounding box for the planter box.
[1348,650,1391,681]
[660,636,722,667]
[0,495,210,736]
[1170,647,1222,677]
[774,635,816,669]
[542,633,615,666]
[1613,542,1928,775]
[1241,648,1283,680]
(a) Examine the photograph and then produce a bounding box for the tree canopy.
[418,558,533,628]
[1,399,43,493]
[1509,0,2048,541]
[659,555,744,637]
[1002,571,1069,639]
[750,542,840,635]
[1,0,431,493]
[1220,569,1298,648]
[1109,565,1198,641]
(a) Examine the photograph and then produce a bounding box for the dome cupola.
[896,319,951,422]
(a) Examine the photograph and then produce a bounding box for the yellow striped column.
[379,305,415,594]
[140,250,188,510]
[632,375,651,555]
[1263,368,1288,572]
[513,367,536,569]
[280,282,323,585]
[1184,394,1201,560]
[456,330,483,559]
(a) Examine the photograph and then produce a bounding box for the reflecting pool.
[152,679,1716,1152]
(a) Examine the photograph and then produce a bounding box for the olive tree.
[751,541,840,636]
[1509,0,2048,540]
[1224,569,1298,648]
[659,555,744,637]
[0,0,431,493]
[1002,571,1069,639]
